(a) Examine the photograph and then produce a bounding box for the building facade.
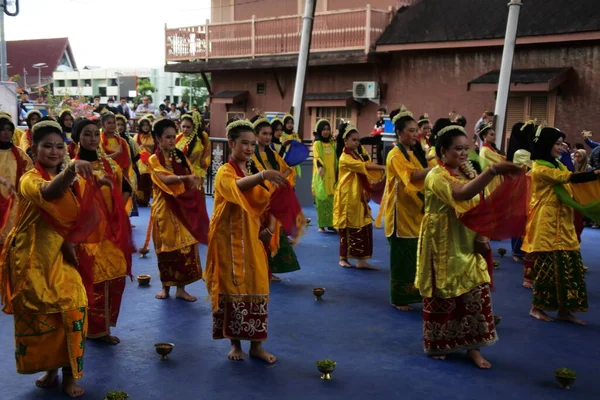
[165,0,600,150]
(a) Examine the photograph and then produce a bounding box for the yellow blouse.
[204,163,271,311]
[312,141,337,196]
[0,147,33,244]
[78,160,128,284]
[148,154,199,253]
[513,149,532,170]
[12,128,25,147]
[521,162,579,253]
[175,131,210,179]
[134,133,155,175]
[377,146,434,238]
[1,169,87,314]
[333,152,379,230]
[18,129,32,154]
[479,145,506,195]
[101,134,137,192]
[415,166,490,299]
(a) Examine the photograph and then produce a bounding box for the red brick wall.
[209,42,600,148]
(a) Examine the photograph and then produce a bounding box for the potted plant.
[104,391,129,400]
[554,368,577,389]
[316,359,337,380]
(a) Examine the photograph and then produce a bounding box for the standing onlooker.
[474,111,494,147]
[202,105,210,121]
[359,107,386,165]
[117,98,132,119]
[168,103,181,120]
[136,96,156,115]
[178,101,188,115]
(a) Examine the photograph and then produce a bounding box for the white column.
[494,0,523,148]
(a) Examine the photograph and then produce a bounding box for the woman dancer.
[334,122,385,269]
[133,116,154,206]
[377,107,434,311]
[19,110,43,157]
[175,111,211,188]
[205,118,289,363]
[312,119,337,232]
[416,123,519,368]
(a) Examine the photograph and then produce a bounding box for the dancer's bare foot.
[356,261,379,270]
[62,373,85,398]
[529,307,553,322]
[228,340,244,361]
[512,256,521,263]
[250,342,277,364]
[35,369,58,388]
[522,280,533,289]
[392,304,413,311]
[557,311,587,326]
[318,228,326,233]
[467,349,492,369]
[92,335,120,345]
[270,275,281,282]
[430,355,446,360]
[175,287,197,302]
[339,259,353,268]
[155,286,170,299]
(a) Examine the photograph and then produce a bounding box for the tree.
[135,78,156,104]
[180,73,210,107]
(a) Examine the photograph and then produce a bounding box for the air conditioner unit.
[353,81,379,99]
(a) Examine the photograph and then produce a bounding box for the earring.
[441,154,447,164]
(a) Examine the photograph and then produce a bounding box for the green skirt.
[316,195,334,229]
[389,236,422,306]
[270,231,301,274]
[532,250,588,312]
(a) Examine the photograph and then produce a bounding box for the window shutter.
[529,96,548,124]
[505,97,525,146]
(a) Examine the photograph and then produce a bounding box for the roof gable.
[7,38,77,84]
[377,0,600,46]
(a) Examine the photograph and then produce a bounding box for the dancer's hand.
[263,170,287,187]
[69,160,95,179]
[187,175,202,187]
[492,161,521,176]
[97,176,114,189]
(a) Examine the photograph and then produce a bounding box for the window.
[84,79,92,87]
[256,83,266,94]
[173,96,179,104]
[226,111,245,121]
[99,87,107,96]
[110,79,118,86]
[314,107,352,134]
[175,78,181,86]
[504,95,552,147]
[55,80,65,87]
[70,79,78,87]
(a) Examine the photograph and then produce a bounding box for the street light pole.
[32,63,48,96]
[1,3,7,81]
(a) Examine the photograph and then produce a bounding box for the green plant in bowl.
[104,391,129,400]
[316,359,337,380]
[555,368,577,389]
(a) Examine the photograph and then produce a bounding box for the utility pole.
[291,0,317,135]
[1,1,20,82]
[494,0,522,148]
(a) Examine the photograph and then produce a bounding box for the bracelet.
[490,164,498,176]
[260,170,265,181]
[265,228,273,236]
[178,175,182,183]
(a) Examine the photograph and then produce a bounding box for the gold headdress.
[283,113,294,121]
[314,118,330,131]
[115,114,128,123]
[477,122,494,137]
[59,109,73,118]
[26,109,43,119]
[226,119,254,135]
[100,108,114,116]
[181,110,203,134]
[391,105,413,125]
[520,118,537,131]
[449,112,464,124]
[437,125,467,138]
[341,120,359,139]
[31,120,62,135]
[0,111,13,121]
[252,115,271,130]
[533,121,551,143]
[417,113,430,124]
[270,116,283,126]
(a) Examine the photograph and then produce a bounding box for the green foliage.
[135,78,156,104]
[104,391,129,400]
[316,359,337,370]
[180,73,210,106]
[555,368,577,378]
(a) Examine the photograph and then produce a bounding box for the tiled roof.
[377,0,600,46]
[469,67,572,85]
[7,38,76,84]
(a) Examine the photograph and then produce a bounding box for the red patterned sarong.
[339,224,373,260]
[157,245,202,286]
[136,174,152,206]
[422,284,497,355]
[88,277,126,338]
[212,295,269,341]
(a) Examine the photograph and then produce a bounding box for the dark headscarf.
[531,127,565,167]
[283,115,294,135]
[507,122,535,162]
[314,120,332,143]
[72,119,98,145]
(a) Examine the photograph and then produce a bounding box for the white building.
[52,67,187,105]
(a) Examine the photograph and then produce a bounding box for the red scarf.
[0,146,26,230]
[228,157,304,239]
[34,162,106,304]
[156,149,209,244]
[101,133,131,171]
[482,142,498,153]
[73,154,135,281]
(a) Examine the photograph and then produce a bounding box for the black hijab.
[531,127,565,167]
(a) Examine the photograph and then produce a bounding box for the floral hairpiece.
[341,119,358,139]
[437,125,467,138]
[477,122,493,137]
[31,120,62,135]
[314,118,330,131]
[417,113,430,124]
[270,116,283,126]
[115,114,127,122]
[520,118,537,131]
[26,109,43,119]
[533,121,548,143]
[252,115,271,130]
[392,105,413,125]
[59,109,73,118]
[449,112,464,124]
[226,119,254,134]
[100,108,114,116]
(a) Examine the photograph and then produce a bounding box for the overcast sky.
[4,0,211,68]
